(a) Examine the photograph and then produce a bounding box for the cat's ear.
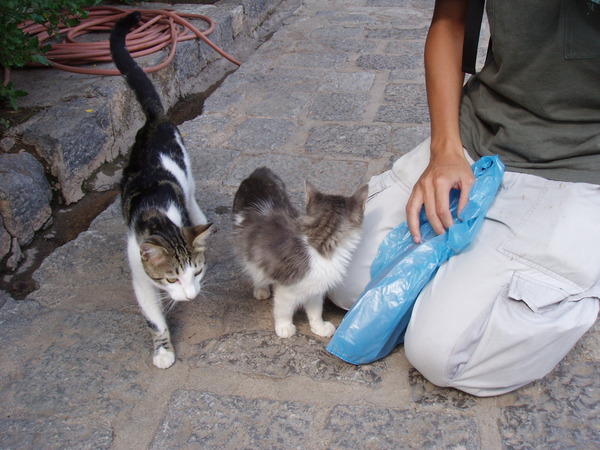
[304,180,319,207]
[140,241,169,265]
[352,184,369,210]
[187,223,212,250]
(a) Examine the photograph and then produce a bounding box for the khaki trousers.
[329,139,600,396]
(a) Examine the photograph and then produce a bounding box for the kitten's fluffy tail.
[110,11,164,119]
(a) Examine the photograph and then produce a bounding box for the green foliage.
[0,81,28,110]
[0,0,100,111]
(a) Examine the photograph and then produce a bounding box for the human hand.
[406,151,475,243]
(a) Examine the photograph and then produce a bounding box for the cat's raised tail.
[110,11,164,119]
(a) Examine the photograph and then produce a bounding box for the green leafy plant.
[0,0,100,111]
[0,82,27,111]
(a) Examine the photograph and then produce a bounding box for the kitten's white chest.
[301,233,361,295]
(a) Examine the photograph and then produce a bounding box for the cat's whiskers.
[197,282,216,299]
[165,299,178,312]
[197,271,217,294]
[156,291,177,312]
[158,292,170,303]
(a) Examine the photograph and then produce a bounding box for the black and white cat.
[232,167,368,338]
[111,12,211,369]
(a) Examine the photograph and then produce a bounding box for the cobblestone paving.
[1,0,598,448]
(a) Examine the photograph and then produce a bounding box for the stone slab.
[192,330,386,384]
[151,390,316,448]
[0,153,52,247]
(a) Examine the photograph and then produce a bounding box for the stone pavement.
[2,0,599,448]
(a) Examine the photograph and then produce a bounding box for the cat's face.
[140,224,211,301]
[145,253,206,301]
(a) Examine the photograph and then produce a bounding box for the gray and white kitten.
[111,12,211,369]
[232,167,368,338]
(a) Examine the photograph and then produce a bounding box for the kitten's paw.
[253,286,271,300]
[275,323,296,338]
[153,348,175,369]
[311,321,336,338]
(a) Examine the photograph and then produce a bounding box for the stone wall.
[0,0,285,271]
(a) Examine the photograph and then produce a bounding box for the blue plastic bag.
[326,155,505,365]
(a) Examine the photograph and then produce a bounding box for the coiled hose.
[3,6,241,85]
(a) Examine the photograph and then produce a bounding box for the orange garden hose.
[3,6,241,86]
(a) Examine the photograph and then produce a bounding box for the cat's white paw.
[275,323,296,338]
[153,348,175,369]
[311,321,336,338]
[253,286,271,300]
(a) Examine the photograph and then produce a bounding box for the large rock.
[0,153,52,249]
[0,217,11,264]
[0,216,10,261]
[20,96,113,204]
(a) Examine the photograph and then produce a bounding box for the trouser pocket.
[450,271,600,396]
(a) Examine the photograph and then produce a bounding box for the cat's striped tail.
[110,11,165,119]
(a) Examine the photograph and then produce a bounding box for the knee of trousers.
[403,314,488,394]
[404,287,600,397]
[404,315,455,391]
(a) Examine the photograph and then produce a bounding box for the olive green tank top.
[460,0,600,185]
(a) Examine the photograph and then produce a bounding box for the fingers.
[406,180,451,244]
[430,178,454,232]
[406,182,454,244]
[456,176,474,219]
[406,167,474,243]
[406,191,424,243]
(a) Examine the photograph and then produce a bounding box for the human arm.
[406,0,475,243]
